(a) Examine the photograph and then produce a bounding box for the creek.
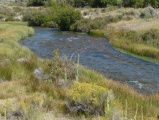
[21,28,159,94]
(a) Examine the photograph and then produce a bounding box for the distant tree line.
[71,0,159,8]
[27,0,159,8]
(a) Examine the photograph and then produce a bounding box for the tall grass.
[0,22,35,81]
[105,28,159,61]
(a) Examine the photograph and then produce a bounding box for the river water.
[20,28,159,94]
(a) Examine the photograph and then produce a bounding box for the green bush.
[47,50,76,83]
[42,21,58,28]
[70,19,92,32]
[27,0,46,6]
[73,0,107,7]
[55,5,81,31]
[48,50,64,82]
[24,3,81,29]
[23,9,55,27]
[5,16,14,21]
[90,18,107,29]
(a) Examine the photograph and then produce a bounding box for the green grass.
[89,29,105,37]
[0,22,36,80]
[116,48,159,64]
[103,28,159,62]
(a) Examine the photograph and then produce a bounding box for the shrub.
[73,0,107,8]
[48,50,64,82]
[55,5,81,31]
[47,50,76,83]
[5,16,14,21]
[83,11,89,16]
[66,82,109,115]
[101,8,106,13]
[140,6,159,18]
[70,18,107,33]
[42,21,58,28]
[13,6,23,13]
[90,18,107,29]
[27,0,46,6]
[70,19,91,33]
[23,9,54,26]
[104,15,122,23]
[142,29,159,41]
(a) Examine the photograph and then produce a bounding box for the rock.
[57,79,66,86]
[14,15,23,21]
[43,74,50,80]
[33,67,43,80]
[33,67,50,80]
[17,58,28,63]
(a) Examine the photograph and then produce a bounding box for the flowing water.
[21,28,159,94]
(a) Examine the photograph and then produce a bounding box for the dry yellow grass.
[79,7,141,20]
[108,18,159,31]
[0,81,26,99]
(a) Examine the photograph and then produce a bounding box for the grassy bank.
[105,27,159,61]
[0,22,159,119]
[1,2,159,61]
[77,7,159,62]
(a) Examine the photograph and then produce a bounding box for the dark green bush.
[90,18,107,29]
[23,9,55,27]
[24,3,81,29]
[55,5,81,31]
[42,21,58,28]
[27,0,46,6]
[73,0,107,7]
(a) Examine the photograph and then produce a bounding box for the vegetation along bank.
[1,21,159,120]
[0,0,159,119]
[17,0,159,62]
